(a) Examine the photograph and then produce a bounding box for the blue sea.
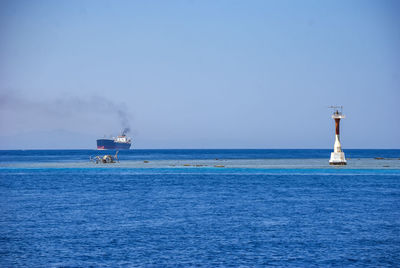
[1,149,400,267]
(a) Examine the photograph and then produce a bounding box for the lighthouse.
[329,106,347,165]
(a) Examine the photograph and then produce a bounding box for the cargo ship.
[97,132,132,150]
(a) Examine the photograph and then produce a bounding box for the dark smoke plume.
[0,91,132,134]
[122,127,130,136]
[117,109,131,135]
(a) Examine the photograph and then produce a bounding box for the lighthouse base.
[329,152,347,165]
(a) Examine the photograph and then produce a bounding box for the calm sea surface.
[1,149,400,267]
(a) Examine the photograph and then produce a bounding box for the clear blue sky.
[0,0,399,149]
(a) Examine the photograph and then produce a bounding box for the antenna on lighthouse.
[328,106,344,115]
[329,105,347,165]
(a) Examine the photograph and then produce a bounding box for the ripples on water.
[1,150,400,267]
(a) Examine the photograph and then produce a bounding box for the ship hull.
[115,142,131,150]
[97,139,131,150]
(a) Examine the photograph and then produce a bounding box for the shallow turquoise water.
[1,150,400,267]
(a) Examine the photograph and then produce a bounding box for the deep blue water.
[1,150,400,267]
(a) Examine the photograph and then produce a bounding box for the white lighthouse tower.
[329,106,347,165]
